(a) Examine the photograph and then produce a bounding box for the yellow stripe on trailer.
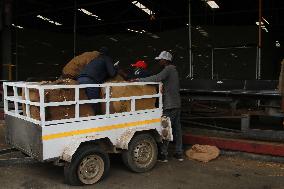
[42,118,161,141]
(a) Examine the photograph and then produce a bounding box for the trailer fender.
[116,129,136,150]
[61,136,104,162]
[116,128,163,150]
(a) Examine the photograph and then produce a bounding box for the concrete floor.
[0,155,284,189]
[1,122,284,189]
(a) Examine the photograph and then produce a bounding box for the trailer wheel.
[122,133,158,173]
[64,145,110,186]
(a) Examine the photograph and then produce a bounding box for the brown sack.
[23,79,94,121]
[23,75,156,121]
[110,84,156,113]
[62,51,100,79]
[186,144,220,163]
[101,75,157,113]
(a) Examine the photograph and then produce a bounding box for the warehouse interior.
[1,0,284,188]
[1,0,283,80]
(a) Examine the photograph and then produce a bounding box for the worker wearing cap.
[127,60,151,80]
[78,47,117,114]
[135,51,183,162]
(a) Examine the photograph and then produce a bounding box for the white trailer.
[3,81,173,185]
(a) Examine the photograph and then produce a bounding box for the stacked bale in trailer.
[23,79,157,121]
[102,82,157,113]
[62,51,100,79]
[22,50,157,121]
[22,79,94,121]
[111,84,156,112]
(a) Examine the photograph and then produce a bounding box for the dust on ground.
[0,154,283,189]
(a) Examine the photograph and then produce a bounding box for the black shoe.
[173,153,184,162]
[158,154,168,163]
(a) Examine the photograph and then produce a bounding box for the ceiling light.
[206,1,219,9]
[255,20,269,32]
[127,28,146,34]
[109,37,118,42]
[36,15,62,26]
[12,24,24,29]
[78,8,102,21]
[195,26,209,37]
[132,1,154,15]
[276,41,280,48]
[262,17,270,25]
[127,28,158,38]
[255,21,264,26]
[263,28,268,32]
[151,34,160,39]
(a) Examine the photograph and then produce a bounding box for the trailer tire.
[122,133,158,173]
[64,145,110,186]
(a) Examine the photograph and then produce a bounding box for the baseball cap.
[155,51,173,61]
[131,60,148,69]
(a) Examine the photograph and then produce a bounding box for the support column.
[73,0,77,57]
[187,0,193,78]
[1,0,13,80]
[256,0,262,80]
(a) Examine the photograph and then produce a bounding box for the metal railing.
[3,82,162,126]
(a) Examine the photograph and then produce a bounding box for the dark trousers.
[77,77,101,115]
[161,108,183,156]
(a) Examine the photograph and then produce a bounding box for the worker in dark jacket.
[135,51,183,162]
[127,60,151,80]
[77,47,117,114]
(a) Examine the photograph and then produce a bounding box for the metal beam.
[183,134,284,157]
[188,0,193,78]
[256,0,262,80]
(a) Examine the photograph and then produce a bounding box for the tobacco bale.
[23,79,94,121]
[110,85,156,113]
[101,76,156,113]
[62,51,100,79]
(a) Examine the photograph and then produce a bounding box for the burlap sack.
[186,144,220,163]
[62,51,100,79]
[110,84,156,113]
[101,75,157,113]
[22,79,94,121]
